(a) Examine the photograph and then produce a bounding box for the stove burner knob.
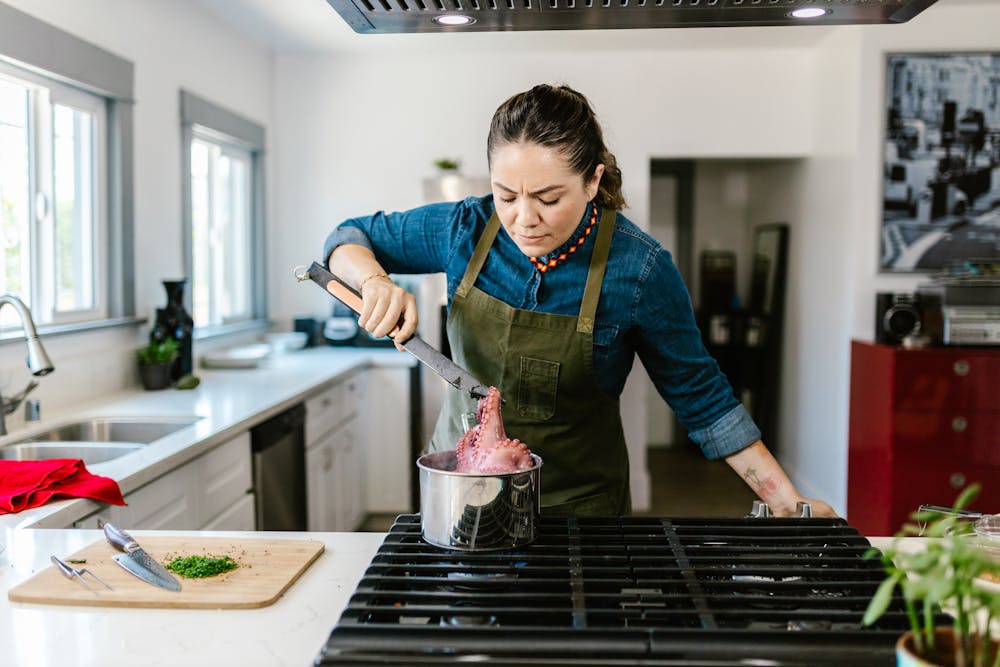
[746,500,772,518]
[796,501,813,518]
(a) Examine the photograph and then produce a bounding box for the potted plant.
[863,484,1000,667]
[136,338,179,390]
[423,157,490,203]
[433,157,461,172]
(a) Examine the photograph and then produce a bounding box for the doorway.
[646,160,694,449]
[641,157,802,516]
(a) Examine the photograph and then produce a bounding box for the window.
[190,135,253,325]
[0,3,135,334]
[181,91,266,332]
[0,63,107,326]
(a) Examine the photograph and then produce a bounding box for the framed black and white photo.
[880,53,1000,272]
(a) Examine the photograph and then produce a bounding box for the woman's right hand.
[327,244,420,345]
[358,274,419,344]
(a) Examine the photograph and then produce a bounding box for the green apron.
[430,209,630,516]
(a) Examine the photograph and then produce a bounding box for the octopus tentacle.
[455,386,533,473]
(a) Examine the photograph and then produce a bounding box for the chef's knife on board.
[296,261,490,401]
[103,522,181,592]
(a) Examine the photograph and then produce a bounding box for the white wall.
[272,1,1000,515]
[271,49,816,323]
[271,48,816,510]
[0,0,274,429]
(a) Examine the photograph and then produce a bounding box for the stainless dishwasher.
[250,403,307,530]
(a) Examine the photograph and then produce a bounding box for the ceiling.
[192,0,982,54]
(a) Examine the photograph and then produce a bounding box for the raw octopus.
[455,386,534,473]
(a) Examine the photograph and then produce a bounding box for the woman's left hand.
[775,496,838,518]
[725,441,840,519]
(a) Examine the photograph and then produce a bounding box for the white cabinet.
[200,494,255,531]
[73,432,253,530]
[198,432,253,525]
[306,429,337,532]
[362,366,412,514]
[305,374,364,532]
[335,420,364,531]
[119,469,197,529]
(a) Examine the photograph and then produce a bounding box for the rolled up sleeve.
[323,224,373,267]
[321,200,479,275]
[688,404,761,460]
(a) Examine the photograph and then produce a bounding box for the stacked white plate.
[200,343,272,369]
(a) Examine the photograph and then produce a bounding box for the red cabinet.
[847,340,1000,536]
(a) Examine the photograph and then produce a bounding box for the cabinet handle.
[950,472,967,489]
[951,416,968,433]
[952,360,970,376]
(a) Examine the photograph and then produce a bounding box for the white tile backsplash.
[0,325,146,433]
[0,322,283,435]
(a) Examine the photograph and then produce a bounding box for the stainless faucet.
[0,294,55,435]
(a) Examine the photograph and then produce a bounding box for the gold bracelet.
[359,272,389,291]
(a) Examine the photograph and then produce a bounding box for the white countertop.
[0,528,385,667]
[0,347,416,532]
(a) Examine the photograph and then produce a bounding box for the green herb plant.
[433,157,461,171]
[164,554,238,579]
[136,338,179,366]
[863,484,1000,666]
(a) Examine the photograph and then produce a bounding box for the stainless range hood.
[325,0,938,34]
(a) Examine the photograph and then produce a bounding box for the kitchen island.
[1,527,908,667]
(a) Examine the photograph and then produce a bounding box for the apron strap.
[456,213,502,298]
[577,209,617,334]
[456,207,617,333]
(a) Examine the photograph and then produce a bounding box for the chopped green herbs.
[164,555,238,578]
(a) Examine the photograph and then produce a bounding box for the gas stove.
[316,513,945,666]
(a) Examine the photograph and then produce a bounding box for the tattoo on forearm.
[744,467,779,498]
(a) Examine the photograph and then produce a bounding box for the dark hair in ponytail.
[487,84,626,210]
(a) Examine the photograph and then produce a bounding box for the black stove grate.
[316,515,945,666]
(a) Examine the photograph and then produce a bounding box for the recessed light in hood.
[324,0,938,34]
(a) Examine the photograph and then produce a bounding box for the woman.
[325,83,835,518]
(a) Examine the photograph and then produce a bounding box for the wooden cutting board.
[7,536,324,609]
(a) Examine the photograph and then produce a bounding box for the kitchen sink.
[0,442,144,465]
[15,416,201,445]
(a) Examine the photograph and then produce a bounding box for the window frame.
[0,2,137,340]
[180,90,267,338]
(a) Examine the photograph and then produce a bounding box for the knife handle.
[305,261,409,341]
[103,522,139,553]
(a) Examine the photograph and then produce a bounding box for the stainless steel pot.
[417,450,542,551]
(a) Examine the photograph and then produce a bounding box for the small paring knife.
[102,522,181,592]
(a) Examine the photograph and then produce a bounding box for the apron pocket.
[517,356,560,420]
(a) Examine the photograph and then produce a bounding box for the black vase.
[153,279,194,381]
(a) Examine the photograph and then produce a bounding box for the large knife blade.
[298,261,490,400]
[103,522,181,592]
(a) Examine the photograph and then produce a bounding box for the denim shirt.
[323,195,760,460]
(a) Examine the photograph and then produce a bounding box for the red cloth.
[0,459,126,514]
